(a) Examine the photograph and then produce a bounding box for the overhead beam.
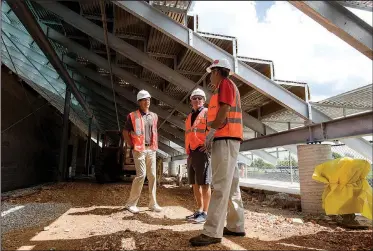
[3,13,288,161]
[111,0,372,158]
[34,2,295,143]
[337,1,373,13]
[112,1,313,120]
[290,1,373,59]
[7,0,98,128]
[240,111,373,159]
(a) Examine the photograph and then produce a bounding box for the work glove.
[203,128,216,153]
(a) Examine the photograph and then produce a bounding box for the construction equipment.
[95,130,136,183]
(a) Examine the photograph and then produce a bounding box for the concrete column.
[297,144,332,214]
[168,161,178,177]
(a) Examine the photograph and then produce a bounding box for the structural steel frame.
[240,111,373,151]
[290,1,373,60]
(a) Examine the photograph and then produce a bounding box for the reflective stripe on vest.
[185,108,208,155]
[206,79,243,140]
[130,110,158,152]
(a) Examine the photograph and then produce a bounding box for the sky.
[189,1,372,102]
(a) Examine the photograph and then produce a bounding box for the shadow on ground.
[3,225,372,251]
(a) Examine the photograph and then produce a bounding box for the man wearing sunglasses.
[185,88,212,224]
[190,59,245,246]
[123,90,162,214]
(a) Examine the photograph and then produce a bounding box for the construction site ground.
[1,180,372,251]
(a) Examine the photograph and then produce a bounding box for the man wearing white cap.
[190,59,246,246]
[123,90,162,214]
[184,88,212,224]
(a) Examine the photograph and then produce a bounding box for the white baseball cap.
[206,58,233,75]
[137,90,151,101]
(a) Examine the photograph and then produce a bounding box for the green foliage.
[277,156,298,167]
[250,158,275,169]
[332,152,342,159]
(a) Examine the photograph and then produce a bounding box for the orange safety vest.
[185,108,208,155]
[207,79,243,140]
[129,110,158,152]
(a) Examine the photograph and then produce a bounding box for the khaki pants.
[202,139,245,238]
[126,147,158,208]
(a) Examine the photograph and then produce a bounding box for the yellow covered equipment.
[312,157,372,220]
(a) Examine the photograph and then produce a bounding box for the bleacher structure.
[1,0,372,177]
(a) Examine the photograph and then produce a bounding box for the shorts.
[187,149,212,185]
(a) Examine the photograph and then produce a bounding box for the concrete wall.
[1,67,87,191]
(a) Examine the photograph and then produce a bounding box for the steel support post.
[58,86,71,181]
[85,117,92,175]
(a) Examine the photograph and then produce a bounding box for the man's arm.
[122,129,133,147]
[123,114,134,147]
[210,103,230,129]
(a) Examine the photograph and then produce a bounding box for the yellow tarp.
[312,157,372,220]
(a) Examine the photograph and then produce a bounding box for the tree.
[332,152,342,159]
[277,156,298,167]
[250,158,274,169]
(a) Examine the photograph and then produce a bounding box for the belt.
[145,144,151,146]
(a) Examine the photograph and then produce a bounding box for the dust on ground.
[2,181,372,250]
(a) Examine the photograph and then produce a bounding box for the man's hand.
[201,128,216,153]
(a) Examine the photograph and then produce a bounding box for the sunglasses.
[191,97,203,101]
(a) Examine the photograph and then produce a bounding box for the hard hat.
[137,90,151,101]
[190,88,206,100]
[206,59,233,75]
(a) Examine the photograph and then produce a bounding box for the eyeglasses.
[191,97,203,101]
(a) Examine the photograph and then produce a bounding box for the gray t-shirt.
[124,111,157,145]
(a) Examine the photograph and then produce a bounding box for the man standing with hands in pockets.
[190,59,246,246]
[185,88,212,224]
[123,90,162,214]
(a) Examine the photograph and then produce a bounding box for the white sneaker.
[125,205,139,214]
[149,205,162,212]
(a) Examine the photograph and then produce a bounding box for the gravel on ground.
[1,181,372,250]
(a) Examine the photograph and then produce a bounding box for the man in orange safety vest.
[123,90,162,214]
[184,88,212,224]
[190,59,246,246]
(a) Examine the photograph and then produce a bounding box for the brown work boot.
[189,234,221,246]
[223,227,246,237]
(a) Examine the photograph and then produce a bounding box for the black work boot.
[223,227,246,237]
[189,234,221,246]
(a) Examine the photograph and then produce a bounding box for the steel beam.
[240,111,373,158]
[112,0,372,158]
[31,3,192,115]
[290,1,373,59]
[58,86,71,181]
[7,0,99,128]
[34,1,280,135]
[337,1,373,12]
[4,19,294,158]
[112,1,314,120]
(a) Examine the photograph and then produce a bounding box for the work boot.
[149,204,162,212]
[189,234,221,246]
[125,205,139,214]
[223,227,246,236]
[193,212,207,224]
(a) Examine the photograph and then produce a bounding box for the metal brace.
[188,29,193,46]
[232,38,238,74]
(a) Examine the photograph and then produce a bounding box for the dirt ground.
[2,181,372,251]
